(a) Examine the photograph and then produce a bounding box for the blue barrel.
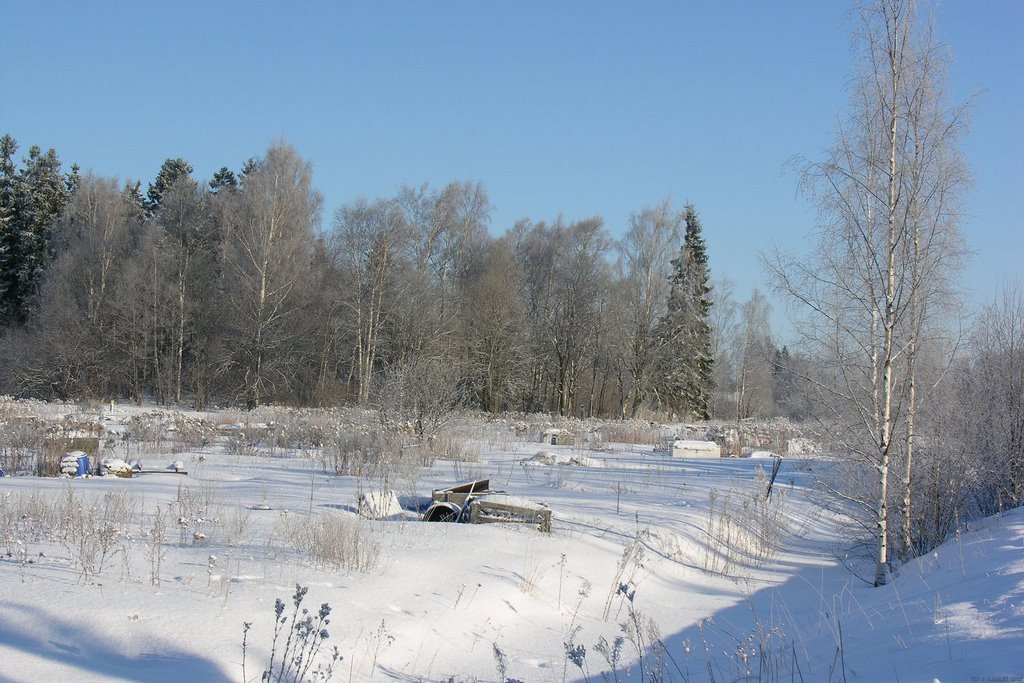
[76,454,90,477]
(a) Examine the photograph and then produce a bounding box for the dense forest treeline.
[0,135,783,420]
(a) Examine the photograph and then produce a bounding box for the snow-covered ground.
[0,405,1021,682]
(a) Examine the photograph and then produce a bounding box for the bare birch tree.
[393,181,490,362]
[733,289,775,421]
[709,276,739,419]
[330,197,408,402]
[222,142,321,407]
[549,218,613,416]
[154,175,214,403]
[768,0,969,585]
[462,236,528,413]
[618,200,683,417]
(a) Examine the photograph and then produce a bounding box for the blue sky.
[2,1,1021,328]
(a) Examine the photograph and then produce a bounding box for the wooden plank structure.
[468,494,552,533]
[430,478,492,507]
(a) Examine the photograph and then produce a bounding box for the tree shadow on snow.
[564,560,856,683]
[566,508,1024,683]
[0,601,231,682]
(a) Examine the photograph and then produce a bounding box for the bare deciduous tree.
[768,0,969,585]
[154,175,214,403]
[504,218,615,416]
[394,181,491,361]
[375,354,466,441]
[963,286,1024,513]
[222,142,322,407]
[733,289,775,421]
[331,197,408,402]
[20,174,141,398]
[462,237,528,413]
[709,276,739,419]
[617,200,683,417]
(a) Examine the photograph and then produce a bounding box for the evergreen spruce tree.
[146,157,194,213]
[238,157,258,186]
[209,166,238,194]
[123,180,146,216]
[654,203,713,419]
[0,135,18,323]
[4,144,69,324]
[65,163,81,195]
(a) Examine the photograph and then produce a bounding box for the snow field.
[0,404,1020,682]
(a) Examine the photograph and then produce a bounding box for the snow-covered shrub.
[172,482,220,546]
[124,412,171,457]
[224,429,260,458]
[279,511,381,573]
[269,410,332,451]
[421,432,478,463]
[1,487,139,581]
[599,421,662,446]
[320,428,406,483]
[34,438,66,478]
[141,503,167,586]
[702,464,788,575]
[321,428,371,476]
[171,415,216,453]
[223,503,253,540]
[0,490,60,556]
[57,488,135,581]
[0,414,48,476]
[223,408,340,457]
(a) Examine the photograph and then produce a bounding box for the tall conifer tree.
[146,158,194,213]
[0,142,69,325]
[0,135,18,322]
[654,203,713,419]
[209,167,239,194]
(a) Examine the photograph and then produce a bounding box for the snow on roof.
[672,439,719,449]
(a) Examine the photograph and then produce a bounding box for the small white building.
[670,439,721,459]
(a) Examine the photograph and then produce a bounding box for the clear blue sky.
[2,1,1021,328]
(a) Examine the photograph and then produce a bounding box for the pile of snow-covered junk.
[422,479,552,533]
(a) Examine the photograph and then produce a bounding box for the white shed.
[670,439,721,459]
